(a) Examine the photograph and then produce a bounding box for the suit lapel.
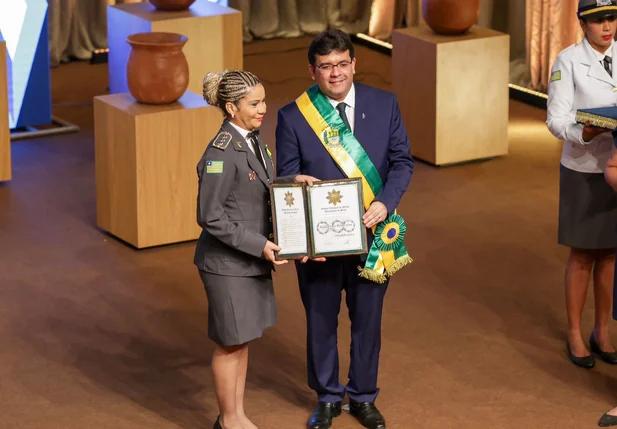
[353,84,367,145]
[223,121,270,188]
[583,39,615,87]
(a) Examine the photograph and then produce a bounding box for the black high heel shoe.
[599,412,617,427]
[566,341,595,369]
[213,416,222,429]
[590,333,617,364]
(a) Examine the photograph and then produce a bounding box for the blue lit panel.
[0,0,51,130]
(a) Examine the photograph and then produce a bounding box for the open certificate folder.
[270,178,368,260]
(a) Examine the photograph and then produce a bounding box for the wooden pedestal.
[0,41,10,182]
[392,25,510,166]
[94,91,221,248]
[108,0,242,98]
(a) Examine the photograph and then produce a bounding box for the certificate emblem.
[284,191,295,207]
[327,189,343,206]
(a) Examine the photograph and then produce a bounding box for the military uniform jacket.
[194,120,284,276]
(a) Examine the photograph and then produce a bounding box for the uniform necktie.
[247,130,268,176]
[603,56,612,77]
[336,102,351,132]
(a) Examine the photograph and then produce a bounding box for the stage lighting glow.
[0,0,50,129]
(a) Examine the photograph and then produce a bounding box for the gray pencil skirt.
[558,164,617,250]
[199,270,277,347]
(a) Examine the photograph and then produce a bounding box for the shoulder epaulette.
[212,131,232,150]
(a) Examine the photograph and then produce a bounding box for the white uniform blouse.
[547,37,617,173]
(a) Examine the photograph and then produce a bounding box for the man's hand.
[295,175,320,186]
[263,241,288,265]
[363,201,388,228]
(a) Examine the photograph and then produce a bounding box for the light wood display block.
[94,91,221,248]
[108,0,242,98]
[392,25,509,166]
[0,41,10,182]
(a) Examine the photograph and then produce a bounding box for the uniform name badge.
[269,178,368,260]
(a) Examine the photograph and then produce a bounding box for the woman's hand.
[300,256,326,263]
[295,174,320,186]
[263,240,288,265]
[583,120,609,142]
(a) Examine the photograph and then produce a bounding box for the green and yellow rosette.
[295,84,413,283]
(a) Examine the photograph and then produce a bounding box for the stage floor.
[0,37,613,429]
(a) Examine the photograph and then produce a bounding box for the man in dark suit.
[275,29,414,429]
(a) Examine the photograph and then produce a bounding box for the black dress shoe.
[599,412,617,427]
[308,402,342,429]
[213,415,222,429]
[590,334,617,364]
[349,401,386,429]
[566,341,595,369]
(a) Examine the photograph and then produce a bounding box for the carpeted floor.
[0,37,615,429]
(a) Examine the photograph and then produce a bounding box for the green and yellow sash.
[295,85,413,283]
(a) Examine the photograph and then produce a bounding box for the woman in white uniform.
[547,0,617,370]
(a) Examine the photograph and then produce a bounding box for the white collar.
[327,83,355,109]
[228,121,251,139]
[585,37,614,61]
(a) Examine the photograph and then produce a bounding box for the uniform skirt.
[199,271,277,347]
[559,164,617,249]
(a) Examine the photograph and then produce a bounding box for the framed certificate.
[270,178,368,259]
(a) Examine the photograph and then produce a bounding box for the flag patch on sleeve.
[206,160,224,174]
[550,70,561,82]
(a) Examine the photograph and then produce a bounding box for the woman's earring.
[231,113,235,118]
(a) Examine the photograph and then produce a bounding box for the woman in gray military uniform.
[195,69,288,429]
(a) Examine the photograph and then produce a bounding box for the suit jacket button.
[268,233,273,239]
[268,200,271,206]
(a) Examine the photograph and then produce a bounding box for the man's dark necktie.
[603,56,612,77]
[247,130,268,176]
[336,102,351,132]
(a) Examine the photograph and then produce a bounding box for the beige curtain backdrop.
[228,0,372,41]
[48,0,141,67]
[47,0,371,65]
[373,0,580,93]
[526,0,582,92]
[48,0,583,94]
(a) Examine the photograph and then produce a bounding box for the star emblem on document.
[327,189,343,206]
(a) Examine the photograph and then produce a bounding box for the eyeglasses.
[314,61,352,72]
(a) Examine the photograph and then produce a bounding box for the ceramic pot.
[149,0,196,11]
[126,32,189,105]
[422,0,480,35]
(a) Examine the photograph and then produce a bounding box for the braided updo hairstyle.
[202,69,261,117]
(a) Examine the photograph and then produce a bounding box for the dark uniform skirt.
[559,164,617,249]
[199,271,277,347]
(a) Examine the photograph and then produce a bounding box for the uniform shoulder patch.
[550,70,561,82]
[206,160,224,174]
[212,132,232,150]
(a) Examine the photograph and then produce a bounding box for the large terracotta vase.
[126,32,189,105]
[422,0,480,35]
[149,0,195,11]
